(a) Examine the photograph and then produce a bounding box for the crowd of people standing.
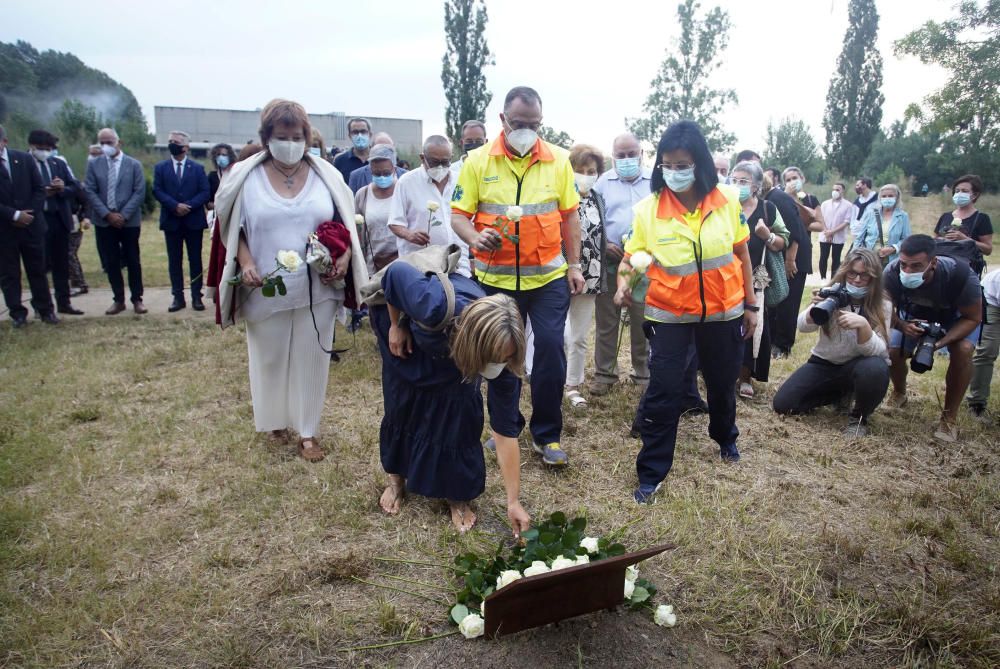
[0,84,996,532]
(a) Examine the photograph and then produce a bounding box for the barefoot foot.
[448,501,477,533]
[379,475,405,515]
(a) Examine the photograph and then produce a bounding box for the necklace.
[271,160,304,189]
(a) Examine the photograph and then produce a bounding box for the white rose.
[624,578,635,599]
[797,191,806,200]
[276,250,302,272]
[505,205,523,222]
[523,561,550,577]
[354,214,365,225]
[629,251,653,272]
[654,604,677,627]
[575,554,590,566]
[625,565,639,583]
[550,556,576,571]
[580,536,600,554]
[458,613,485,639]
[427,200,440,212]
[496,569,522,589]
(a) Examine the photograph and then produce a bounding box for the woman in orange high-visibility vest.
[614,121,758,504]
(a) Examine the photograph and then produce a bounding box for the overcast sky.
[3,0,949,155]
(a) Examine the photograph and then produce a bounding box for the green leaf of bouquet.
[570,517,587,532]
[520,528,539,542]
[607,543,626,557]
[538,532,556,545]
[450,604,469,625]
[432,220,442,226]
[261,283,276,297]
[549,512,567,527]
[630,586,650,604]
[276,281,287,296]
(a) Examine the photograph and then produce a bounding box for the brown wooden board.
[482,543,674,638]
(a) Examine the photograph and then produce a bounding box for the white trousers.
[245,299,340,437]
[525,294,596,387]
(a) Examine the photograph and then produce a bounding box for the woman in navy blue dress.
[371,262,530,535]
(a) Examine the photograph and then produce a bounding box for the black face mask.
[463,140,485,152]
[168,143,186,157]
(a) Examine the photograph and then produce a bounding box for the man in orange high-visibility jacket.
[451,86,583,467]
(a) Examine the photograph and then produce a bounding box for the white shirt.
[360,190,396,275]
[388,165,471,277]
[819,197,854,244]
[172,156,188,180]
[239,166,341,323]
[983,268,1000,307]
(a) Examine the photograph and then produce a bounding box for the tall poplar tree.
[441,0,494,147]
[822,0,884,177]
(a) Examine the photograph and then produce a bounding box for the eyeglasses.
[350,129,370,136]
[846,271,872,282]
[424,158,451,168]
[731,178,752,186]
[659,162,694,171]
[506,119,542,132]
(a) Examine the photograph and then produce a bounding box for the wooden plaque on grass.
[482,543,673,638]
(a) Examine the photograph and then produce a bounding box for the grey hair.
[168,130,191,144]
[422,135,452,153]
[98,127,120,141]
[713,152,730,167]
[782,165,804,181]
[879,183,902,201]
[461,120,486,135]
[347,117,371,133]
[731,160,764,191]
[369,144,396,164]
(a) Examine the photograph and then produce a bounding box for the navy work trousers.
[635,317,744,487]
[484,278,570,444]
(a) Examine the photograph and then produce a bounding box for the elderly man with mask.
[388,135,471,276]
[347,132,407,194]
[590,133,653,395]
[714,153,730,182]
[451,120,487,177]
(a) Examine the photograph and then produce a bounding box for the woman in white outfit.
[214,99,367,461]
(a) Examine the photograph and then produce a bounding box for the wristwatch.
[766,233,776,246]
[568,263,582,270]
[744,303,760,312]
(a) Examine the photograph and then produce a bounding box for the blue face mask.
[309,147,322,157]
[352,133,370,150]
[215,155,230,169]
[738,185,752,202]
[899,269,926,289]
[880,197,896,209]
[663,167,696,193]
[845,283,868,298]
[952,192,972,207]
[792,178,803,192]
[372,174,394,189]
[614,157,640,179]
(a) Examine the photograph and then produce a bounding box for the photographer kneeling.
[773,248,891,437]
[884,234,982,442]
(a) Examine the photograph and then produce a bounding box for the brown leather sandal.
[298,438,325,462]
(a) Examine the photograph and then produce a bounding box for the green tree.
[823,0,884,177]
[627,0,737,151]
[53,99,102,144]
[895,0,1000,186]
[763,117,821,179]
[441,0,494,147]
[539,124,573,150]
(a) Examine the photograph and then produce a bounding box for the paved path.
[4,287,216,323]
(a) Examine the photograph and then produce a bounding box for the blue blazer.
[856,206,911,264]
[153,158,210,232]
[36,155,79,231]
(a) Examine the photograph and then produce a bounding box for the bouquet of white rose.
[228,249,302,297]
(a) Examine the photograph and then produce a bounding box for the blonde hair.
[258,98,312,147]
[310,128,325,150]
[828,247,889,341]
[450,294,525,380]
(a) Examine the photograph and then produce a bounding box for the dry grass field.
[1,193,997,668]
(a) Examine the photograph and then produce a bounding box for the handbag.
[759,202,789,307]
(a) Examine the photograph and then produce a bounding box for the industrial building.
[153,105,423,156]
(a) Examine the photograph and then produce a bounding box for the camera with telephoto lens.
[809,283,851,326]
[909,321,946,374]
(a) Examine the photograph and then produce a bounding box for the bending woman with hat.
[371,260,531,536]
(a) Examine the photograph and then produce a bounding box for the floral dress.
[578,190,607,294]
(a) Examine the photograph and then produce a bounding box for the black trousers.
[44,212,71,307]
[770,270,808,353]
[818,242,844,279]
[772,355,890,419]
[164,227,204,299]
[0,221,54,319]
[95,225,143,304]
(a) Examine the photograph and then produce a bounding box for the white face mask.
[505,121,538,156]
[31,149,52,162]
[426,165,450,182]
[574,173,597,193]
[480,362,507,380]
[269,139,306,164]
[832,190,842,200]
[100,143,117,157]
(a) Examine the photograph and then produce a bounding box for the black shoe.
[168,298,186,313]
[11,315,27,328]
[720,442,741,462]
[192,297,205,311]
[70,287,89,296]
[57,304,84,315]
[39,312,60,325]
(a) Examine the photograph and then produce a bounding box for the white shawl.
[213,152,367,328]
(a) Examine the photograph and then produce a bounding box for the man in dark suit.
[29,129,84,316]
[84,127,148,315]
[153,130,210,312]
[0,124,54,327]
[346,132,406,193]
